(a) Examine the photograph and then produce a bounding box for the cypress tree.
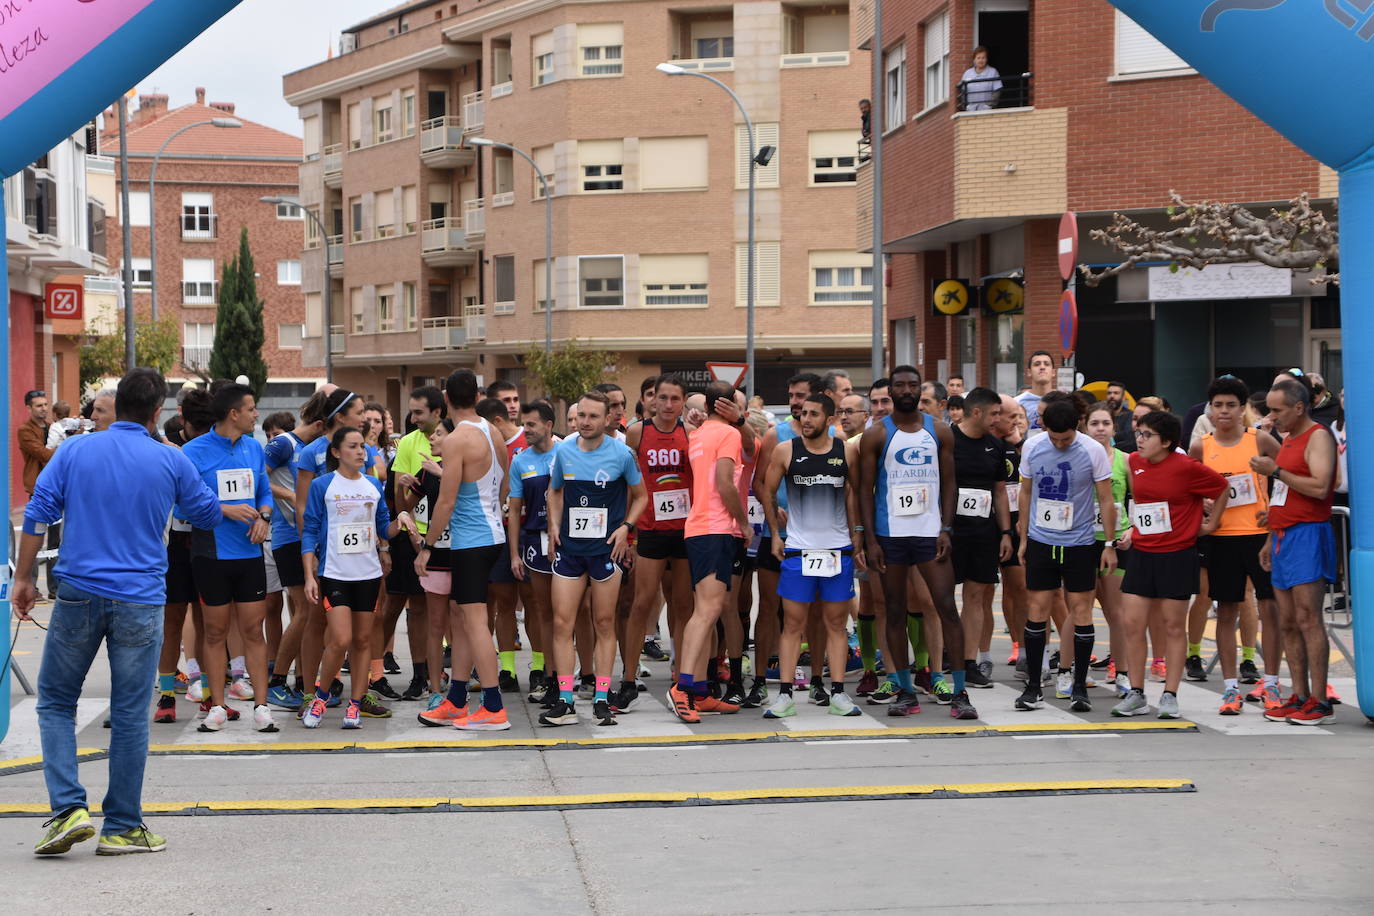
[209,227,270,394]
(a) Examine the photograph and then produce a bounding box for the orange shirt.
[1199,429,1268,536]
[686,420,743,538]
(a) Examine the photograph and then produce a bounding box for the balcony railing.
[492,191,514,207]
[330,325,345,354]
[421,217,466,253]
[419,115,476,168]
[780,51,850,69]
[464,302,486,341]
[181,213,216,240]
[323,144,343,186]
[956,72,1033,112]
[669,57,733,72]
[327,236,344,264]
[182,281,216,305]
[422,315,468,350]
[462,91,484,133]
[463,199,485,237]
[490,81,513,98]
[183,345,212,370]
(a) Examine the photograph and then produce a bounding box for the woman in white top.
[960,46,1002,111]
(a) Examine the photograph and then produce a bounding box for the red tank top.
[636,420,693,531]
[1269,423,1333,529]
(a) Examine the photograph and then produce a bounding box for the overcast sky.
[140,0,389,137]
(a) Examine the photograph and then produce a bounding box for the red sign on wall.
[44,283,84,320]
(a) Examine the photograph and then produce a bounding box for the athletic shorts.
[1202,533,1274,602]
[419,569,451,596]
[951,530,1000,586]
[271,542,306,589]
[192,555,267,606]
[451,544,503,603]
[686,533,738,589]
[778,551,856,603]
[1271,521,1337,592]
[320,576,381,613]
[755,537,782,573]
[1196,536,1210,570]
[385,534,424,596]
[637,529,689,561]
[553,550,620,583]
[488,540,517,584]
[1001,513,1021,568]
[263,543,282,595]
[876,535,938,566]
[165,531,197,605]
[424,545,451,573]
[1122,546,1200,601]
[1024,538,1099,594]
[520,531,552,575]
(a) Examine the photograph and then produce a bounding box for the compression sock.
[858,614,877,671]
[676,673,696,696]
[158,673,177,697]
[530,651,545,672]
[951,668,966,694]
[481,685,503,713]
[595,676,611,703]
[499,650,515,674]
[907,614,928,668]
[1242,646,1256,662]
[1187,642,1202,658]
[1073,625,1095,692]
[558,674,576,705]
[1023,621,1048,688]
[895,667,914,694]
[729,656,743,685]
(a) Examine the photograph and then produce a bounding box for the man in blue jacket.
[13,368,258,856]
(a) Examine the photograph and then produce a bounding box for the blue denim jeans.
[36,581,163,835]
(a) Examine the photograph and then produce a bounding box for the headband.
[327,392,356,421]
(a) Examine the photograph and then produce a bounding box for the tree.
[523,339,616,424]
[1080,191,1338,287]
[208,227,270,393]
[79,308,180,391]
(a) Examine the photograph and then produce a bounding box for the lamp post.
[148,117,241,321]
[465,137,553,355]
[657,61,760,399]
[262,196,333,382]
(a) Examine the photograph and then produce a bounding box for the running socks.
[1187,642,1202,658]
[1242,646,1256,663]
[977,650,991,665]
[499,650,516,674]
[558,674,576,705]
[530,651,544,672]
[907,614,928,669]
[481,685,503,713]
[895,667,914,694]
[1073,625,1094,692]
[158,672,177,697]
[230,656,246,679]
[951,668,965,693]
[729,656,743,685]
[594,676,611,703]
[858,614,877,671]
[1023,621,1048,687]
[831,681,844,696]
[446,677,467,707]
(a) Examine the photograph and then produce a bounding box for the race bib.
[434,524,451,549]
[1094,502,1124,535]
[653,488,690,522]
[339,523,373,554]
[1037,498,1073,532]
[216,468,254,501]
[413,497,430,527]
[1007,486,1020,514]
[955,487,992,519]
[890,483,931,517]
[747,496,765,526]
[1132,500,1172,535]
[1226,473,1257,507]
[1269,479,1288,507]
[801,549,841,578]
[569,506,609,539]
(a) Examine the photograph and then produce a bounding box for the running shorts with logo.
[320,576,382,613]
[193,555,268,606]
[778,549,856,602]
[1023,539,1099,593]
[1270,521,1336,591]
[554,550,620,582]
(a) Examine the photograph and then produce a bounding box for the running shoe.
[965,662,992,690]
[199,698,240,720]
[1263,694,1304,722]
[359,692,391,718]
[527,669,548,693]
[1115,679,1130,699]
[1149,660,1167,682]
[1185,655,1207,682]
[1238,659,1260,684]
[1218,687,1243,716]
[153,695,177,724]
[253,704,279,733]
[1158,692,1181,719]
[763,693,797,719]
[721,683,747,708]
[540,687,559,709]
[1048,651,1059,671]
[1014,687,1043,711]
[793,666,807,689]
[829,692,862,717]
[637,664,653,679]
[742,680,769,708]
[809,682,830,706]
[267,683,301,709]
[642,638,670,662]
[592,700,617,727]
[301,696,327,729]
[198,705,231,732]
[977,660,994,681]
[1090,654,1113,670]
[399,677,427,702]
[697,693,740,715]
[1055,671,1073,700]
[1106,659,1118,684]
[1327,683,1342,705]
[577,676,595,701]
[1014,656,1028,682]
[186,679,206,703]
[34,807,95,856]
[949,691,978,720]
[1288,697,1335,726]
[499,670,520,693]
[913,667,933,695]
[369,677,401,701]
[174,671,191,694]
[855,670,879,696]
[886,690,921,717]
[1006,645,1019,665]
[342,704,362,729]
[1111,690,1150,717]
[528,682,551,706]
[867,680,901,705]
[540,700,579,726]
[418,697,467,727]
[1070,691,1092,713]
[295,692,315,719]
[666,685,699,723]
[461,706,512,730]
[383,652,402,675]
[610,683,638,713]
[931,678,953,705]
[96,826,166,856]
[227,677,254,700]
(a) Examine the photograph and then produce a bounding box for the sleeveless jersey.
[874,413,941,539]
[1269,423,1333,529]
[782,437,849,551]
[1200,429,1268,536]
[635,420,692,532]
[449,418,505,549]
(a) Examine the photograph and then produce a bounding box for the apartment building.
[284,0,870,408]
[102,90,321,406]
[859,0,1340,410]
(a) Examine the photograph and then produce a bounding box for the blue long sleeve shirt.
[180,426,271,560]
[22,421,222,605]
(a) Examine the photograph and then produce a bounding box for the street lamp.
[148,117,241,321]
[261,195,333,383]
[657,61,770,399]
[465,137,554,356]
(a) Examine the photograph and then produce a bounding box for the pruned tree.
[1079,191,1338,287]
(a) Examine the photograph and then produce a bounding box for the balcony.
[462,91,484,133]
[668,57,733,72]
[464,302,486,341]
[956,73,1033,112]
[323,144,343,188]
[422,315,470,350]
[490,81,513,99]
[181,213,217,240]
[183,346,212,370]
[420,116,476,168]
[182,281,217,306]
[780,51,850,69]
[330,325,345,355]
[327,235,344,277]
[421,217,479,267]
[463,199,485,240]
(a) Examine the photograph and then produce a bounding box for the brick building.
[103,90,322,406]
[283,0,871,410]
[859,0,1341,410]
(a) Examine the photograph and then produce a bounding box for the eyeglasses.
[835,408,867,416]
[1134,430,1157,440]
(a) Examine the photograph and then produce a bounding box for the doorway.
[426,89,448,121]
[974,0,1030,107]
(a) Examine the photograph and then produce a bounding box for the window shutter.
[641,136,708,190]
[736,242,780,306]
[736,123,779,188]
[1115,11,1189,74]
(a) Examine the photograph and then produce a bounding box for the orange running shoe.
[417,697,468,727]
[1218,687,1243,716]
[458,706,510,730]
[666,685,700,723]
[696,694,740,715]
[1006,643,1019,666]
[1149,659,1167,682]
[1326,683,1342,705]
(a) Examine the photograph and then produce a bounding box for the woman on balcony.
[960,46,1003,111]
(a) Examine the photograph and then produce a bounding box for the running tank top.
[449,417,506,548]
[636,420,692,531]
[782,437,849,551]
[1200,429,1268,536]
[1269,423,1332,530]
[874,413,941,538]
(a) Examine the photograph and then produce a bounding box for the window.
[579,139,624,192]
[401,91,416,136]
[378,290,396,331]
[182,258,216,304]
[402,186,417,233]
[88,199,107,259]
[303,116,322,160]
[350,287,364,333]
[276,201,302,219]
[493,150,515,197]
[181,192,214,238]
[579,23,624,76]
[923,12,950,109]
[131,257,152,287]
[401,282,417,329]
[491,42,513,85]
[736,123,780,189]
[347,103,362,149]
[696,35,733,58]
[532,145,556,197]
[305,207,322,247]
[809,130,861,184]
[735,242,780,307]
[428,183,450,221]
[184,323,214,370]
[641,254,709,306]
[640,136,707,191]
[304,292,323,338]
[349,197,363,242]
[579,256,624,307]
[278,323,304,349]
[884,42,906,128]
[373,96,394,142]
[277,260,301,285]
[494,255,516,310]
[1115,10,1191,75]
[533,259,553,312]
[533,31,555,85]
[124,191,150,227]
[810,251,874,305]
[375,190,396,238]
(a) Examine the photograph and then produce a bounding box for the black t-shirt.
[952,425,1004,532]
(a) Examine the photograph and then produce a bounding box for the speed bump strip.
[0,721,1198,775]
[0,780,1195,817]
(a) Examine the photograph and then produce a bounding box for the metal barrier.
[1325,505,1354,665]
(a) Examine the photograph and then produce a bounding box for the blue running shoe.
[267,684,299,710]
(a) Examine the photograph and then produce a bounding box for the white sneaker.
[762,693,797,719]
[187,680,206,703]
[828,691,862,717]
[228,677,254,700]
[198,705,229,732]
[253,704,279,733]
[637,664,652,678]
[1055,671,1073,700]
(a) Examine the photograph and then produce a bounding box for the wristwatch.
[259,511,271,523]
[1269,468,1282,482]
[623,522,637,534]
[940,525,954,535]
[1105,539,1119,549]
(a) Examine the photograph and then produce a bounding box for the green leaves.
[523,340,615,421]
[208,227,269,395]
[79,309,179,391]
